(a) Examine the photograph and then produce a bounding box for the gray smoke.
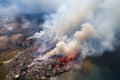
[1,0,119,68]
[0,0,66,16]
[31,0,120,61]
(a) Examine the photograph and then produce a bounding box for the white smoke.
[39,23,97,60]
[32,0,120,61]
[42,0,101,36]
[89,0,120,56]
[0,0,67,16]
[17,0,66,13]
[0,3,20,16]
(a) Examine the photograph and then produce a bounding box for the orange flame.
[53,49,78,68]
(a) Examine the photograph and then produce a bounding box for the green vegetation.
[0,50,19,80]
[0,63,7,80]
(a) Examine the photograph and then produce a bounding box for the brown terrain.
[0,15,120,80]
[0,15,42,80]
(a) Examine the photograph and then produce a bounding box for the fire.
[53,50,79,68]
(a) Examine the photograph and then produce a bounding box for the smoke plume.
[0,0,66,16]
[31,0,120,63]
[1,0,119,71]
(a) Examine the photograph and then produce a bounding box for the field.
[0,49,19,80]
[0,63,7,80]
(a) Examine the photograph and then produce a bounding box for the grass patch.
[0,63,7,80]
[0,50,19,80]
[0,50,18,63]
